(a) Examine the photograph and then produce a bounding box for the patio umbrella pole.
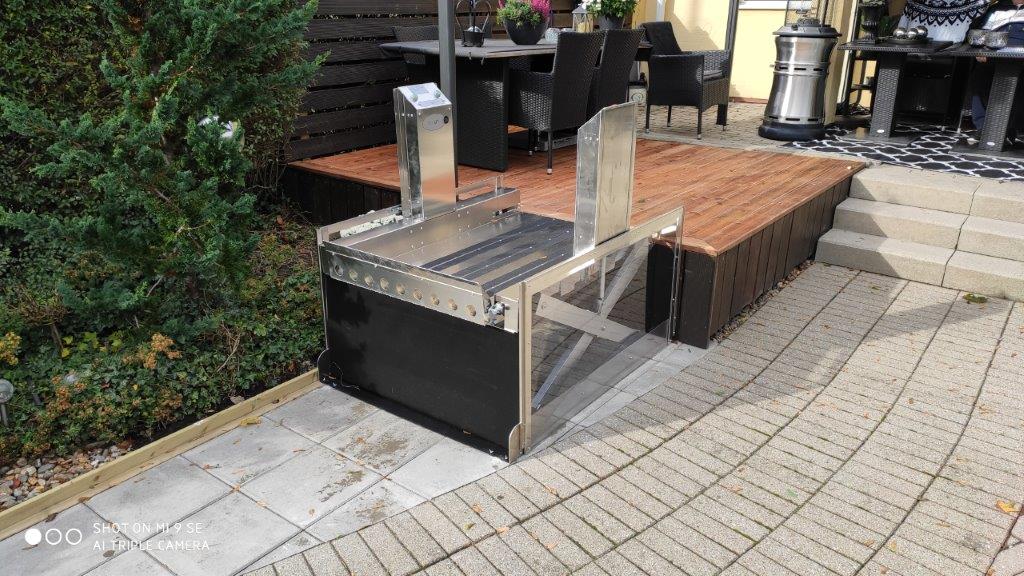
[725,0,739,72]
[438,0,459,182]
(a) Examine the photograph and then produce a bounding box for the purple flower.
[530,0,551,19]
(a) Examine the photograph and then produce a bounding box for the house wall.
[633,0,864,114]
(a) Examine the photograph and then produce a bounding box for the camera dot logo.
[23,527,83,546]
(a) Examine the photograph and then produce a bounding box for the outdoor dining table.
[837,39,954,144]
[380,38,652,172]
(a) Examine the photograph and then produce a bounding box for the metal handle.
[479,0,493,32]
[454,0,467,32]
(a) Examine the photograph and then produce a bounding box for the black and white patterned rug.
[785,124,1024,181]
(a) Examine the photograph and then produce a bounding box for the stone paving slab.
[6,263,1021,576]
[248,263,1023,576]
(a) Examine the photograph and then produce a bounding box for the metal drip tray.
[412,212,574,294]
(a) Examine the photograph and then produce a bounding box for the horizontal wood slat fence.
[287,0,576,161]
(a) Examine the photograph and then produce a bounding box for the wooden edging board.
[0,368,320,540]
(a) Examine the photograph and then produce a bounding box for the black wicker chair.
[509,31,604,174]
[392,25,440,84]
[588,28,645,118]
[639,21,731,138]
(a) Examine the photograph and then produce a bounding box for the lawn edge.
[0,368,320,540]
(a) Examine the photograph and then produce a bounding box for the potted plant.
[497,0,551,45]
[857,0,888,42]
[582,0,638,30]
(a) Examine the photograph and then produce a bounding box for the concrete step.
[958,216,1024,262]
[816,229,952,285]
[850,165,978,214]
[834,197,966,249]
[943,251,1024,301]
[971,180,1024,225]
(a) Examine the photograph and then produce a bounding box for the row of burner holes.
[332,263,478,317]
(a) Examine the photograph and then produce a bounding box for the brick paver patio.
[252,263,1024,576]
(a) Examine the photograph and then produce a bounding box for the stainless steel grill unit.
[316,84,683,460]
[759,0,840,141]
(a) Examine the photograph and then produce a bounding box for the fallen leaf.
[887,541,898,552]
[936,520,951,528]
[464,522,475,531]
[471,504,483,514]
[202,464,213,469]
[240,416,261,427]
[963,293,988,304]
[544,485,558,496]
[880,567,889,575]
[496,526,509,534]
[292,448,306,453]
[996,500,1020,515]
[545,542,557,550]
[103,550,115,558]
[255,501,267,508]
[862,539,876,547]
[44,512,59,522]
[309,508,316,516]
[229,395,244,405]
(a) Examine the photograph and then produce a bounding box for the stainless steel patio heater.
[315,84,683,461]
[759,0,840,141]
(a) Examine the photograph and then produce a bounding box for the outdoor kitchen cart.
[315,84,683,461]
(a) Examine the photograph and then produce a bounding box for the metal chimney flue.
[573,102,637,254]
[394,83,457,219]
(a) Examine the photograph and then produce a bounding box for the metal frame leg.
[546,130,553,175]
[667,105,673,126]
[697,106,703,139]
[978,62,1021,152]
[865,53,905,140]
[454,58,510,171]
[717,104,728,130]
[645,102,652,132]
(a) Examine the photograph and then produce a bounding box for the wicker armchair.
[392,25,440,83]
[588,28,645,118]
[639,21,731,138]
[510,31,604,174]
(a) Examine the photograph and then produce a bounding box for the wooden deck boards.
[291,139,862,256]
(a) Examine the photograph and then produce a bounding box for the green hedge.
[0,0,323,463]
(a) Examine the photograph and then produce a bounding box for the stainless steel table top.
[381,39,559,60]
[381,38,653,62]
[839,39,954,54]
[939,43,1024,60]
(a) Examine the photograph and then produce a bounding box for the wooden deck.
[286,140,863,346]
[291,139,860,256]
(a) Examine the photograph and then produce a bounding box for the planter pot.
[598,14,624,30]
[506,20,548,45]
[858,4,885,42]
